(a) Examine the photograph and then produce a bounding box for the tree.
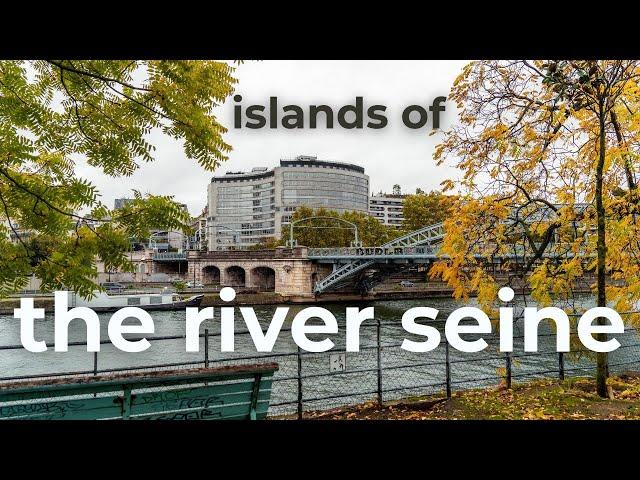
[247,237,280,250]
[402,190,457,232]
[431,60,640,397]
[0,60,237,298]
[281,206,401,248]
[392,184,401,196]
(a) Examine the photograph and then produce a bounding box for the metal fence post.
[558,351,565,380]
[445,340,452,399]
[297,346,303,420]
[376,318,383,406]
[505,352,512,389]
[92,351,98,398]
[204,328,209,368]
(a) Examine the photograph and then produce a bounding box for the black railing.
[1,318,640,418]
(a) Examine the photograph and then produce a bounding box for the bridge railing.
[153,252,187,261]
[309,242,589,260]
[312,222,447,293]
[308,245,437,258]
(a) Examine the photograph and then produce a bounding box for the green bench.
[0,363,278,420]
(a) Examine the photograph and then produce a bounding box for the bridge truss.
[311,222,445,294]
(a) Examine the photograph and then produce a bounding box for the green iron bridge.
[308,222,583,294]
[309,223,446,293]
[153,216,585,295]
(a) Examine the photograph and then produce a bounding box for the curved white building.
[207,155,369,249]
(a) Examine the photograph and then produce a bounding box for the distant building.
[369,193,405,228]
[1,220,33,244]
[113,198,133,210]
[187,207,208,251]
[207,155,370,249]
[114,198,190,252]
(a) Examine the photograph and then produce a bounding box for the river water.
[1,295,639,415]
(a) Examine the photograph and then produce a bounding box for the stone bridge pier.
[187,247,329,297]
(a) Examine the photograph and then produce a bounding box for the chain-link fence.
[1,316,640,418]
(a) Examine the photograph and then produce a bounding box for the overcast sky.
[75,60,469,216]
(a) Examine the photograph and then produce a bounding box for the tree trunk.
[595,106,609,398]
[610,110,636,192]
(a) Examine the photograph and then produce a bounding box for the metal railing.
[313,222,445,293]
[153,252,187,261]
[308,245,437,259]
[308,243,589,260]
[2,315,640,418]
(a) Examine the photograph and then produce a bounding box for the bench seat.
[0,363,279,420]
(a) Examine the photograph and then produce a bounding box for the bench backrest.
[0,363,278,420]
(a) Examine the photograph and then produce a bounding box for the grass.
[302,373,640,420]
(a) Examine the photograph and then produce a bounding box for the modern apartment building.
[207,155,370,249]
[369,193,405,228]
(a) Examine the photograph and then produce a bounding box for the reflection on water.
[1,294,639,414]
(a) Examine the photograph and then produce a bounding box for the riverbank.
[0,288,459,314]
[298,374,640,420]
[0,281,594,313]
[201,289,457,307]
[175,279,463,306]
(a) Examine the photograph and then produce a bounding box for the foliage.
[247,237,281,250]
[0,60,237,297]
[432,61,640,308]
[430,60,640,396]
[401,190,457,232]
[306,376,640,420]
[172,280,187,292]
[280,205,403,248]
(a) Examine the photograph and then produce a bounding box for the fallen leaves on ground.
[297,374,640,420]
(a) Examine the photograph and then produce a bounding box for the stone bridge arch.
[186,249,318,296]
[249,266,276,292]
[202,265,220,285]
[224,265,246,287]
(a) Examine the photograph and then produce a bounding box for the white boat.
[68,291,204,313]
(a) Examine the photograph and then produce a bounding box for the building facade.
[113,198,132,210]
[369,193,405,228]
[114,198,190,252]
[187,207,208,251]
[207,155,370,250]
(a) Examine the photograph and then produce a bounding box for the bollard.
[376,319,383,406]
[204,328,210,368]
[297,346,303,420]
[445,341,452,399]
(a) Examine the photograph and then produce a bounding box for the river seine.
[1,295,639,414]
